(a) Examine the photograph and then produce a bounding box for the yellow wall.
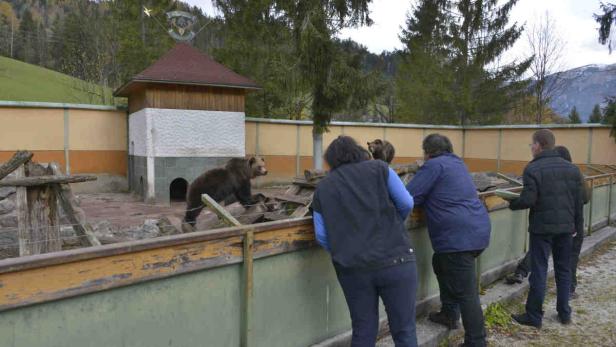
[591,128,616,164]
[69,109,127,150]
[465,129,499,159]
[0,106,127,175]
[0,108,64,150]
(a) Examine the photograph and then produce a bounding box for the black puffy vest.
[312,160,413,270]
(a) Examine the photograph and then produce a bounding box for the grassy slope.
[0,56,122,106]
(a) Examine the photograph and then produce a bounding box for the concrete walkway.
[373,225,616,347]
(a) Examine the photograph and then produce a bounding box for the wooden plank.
[263,192,311,205]
[496,173,523,186]
[27,181,61,255]
[0,175,97,187]
[49,163,101,247]
[0,150,33,180]
[0,218,313,275]
[202,194,242,227]
[290,197,313,218]
[0,223,314,312]
[15,165,29,257]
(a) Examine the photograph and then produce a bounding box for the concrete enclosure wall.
[1,102,615,190]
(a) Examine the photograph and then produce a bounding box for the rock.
[0,214,17,228]
[139,219,160,238]
[0,199,15,215]
[0,187,15,200]
[471,172,497,192]
[157,216,182,236]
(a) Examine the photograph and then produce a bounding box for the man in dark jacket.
[406,134,491,347]
[507,129,584,328]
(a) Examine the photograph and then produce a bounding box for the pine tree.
[14,8,37,64]
[568,106,581,124]
[588,104,603,123]
[396,0,456,124]
[449,0,532,125]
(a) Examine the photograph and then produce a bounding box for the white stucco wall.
[128,108,246,158]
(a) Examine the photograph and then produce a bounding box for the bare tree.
[526,12,567,124]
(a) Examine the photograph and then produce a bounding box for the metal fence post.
[587,178,594,235]
[608,175,613,225]
[242,230,254,347]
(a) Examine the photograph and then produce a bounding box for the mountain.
[548,64,616,122]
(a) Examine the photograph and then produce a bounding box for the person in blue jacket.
[312,136,418,347]
[406,134,490,347]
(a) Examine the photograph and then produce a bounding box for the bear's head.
[248,156,268,178]
[367,139,384,155]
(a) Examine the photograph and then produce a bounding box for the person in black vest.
[405,134,490,347]
[312,136,418,347]
[505,145,590,300]
[506,129,584,328]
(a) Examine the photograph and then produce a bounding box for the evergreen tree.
[14,8,37,63]
[448,0,531,125]
[595,2,616,53]
[588,104,603,123]
[396,0,456,124]
[568,106,581,124]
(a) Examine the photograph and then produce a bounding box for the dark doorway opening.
[170,178,188,202]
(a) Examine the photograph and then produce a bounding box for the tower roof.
[114,43,259,96]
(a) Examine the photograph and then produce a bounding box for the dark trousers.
[432,252,486,347]
[570,231,584,293]
[336,261,418,347]
[516,231,583,293]
[526,233,573,324]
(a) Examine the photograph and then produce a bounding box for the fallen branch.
[0,151,33,180]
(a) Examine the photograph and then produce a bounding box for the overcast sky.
[183,0,615,69]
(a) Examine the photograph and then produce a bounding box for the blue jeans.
[336,260,418,347]
[526,233,573,324]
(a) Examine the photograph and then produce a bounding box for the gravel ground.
[483,240,616,347]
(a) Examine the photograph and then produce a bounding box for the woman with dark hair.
[312,136,418,347]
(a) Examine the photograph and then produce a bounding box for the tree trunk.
[312,130,323,170]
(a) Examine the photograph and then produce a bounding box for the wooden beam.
[15,165,29,257]
[290,198,313,218]
[0,150,33,180]
[497,173,523,186]
[0,175,96,187]
[262,192,311,205]
[587,164,608,174]
[202,194,242,227]
[48,163,101,247]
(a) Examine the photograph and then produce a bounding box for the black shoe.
[428,311,459,330]
[512,313,541,329]
[505,272,525,284]
[557,315,571,325]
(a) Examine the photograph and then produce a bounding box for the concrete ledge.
[313,216,616,347]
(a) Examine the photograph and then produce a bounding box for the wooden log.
[261,192,311,206]
[17,164,62,256]
[496,173,523,186]
[48,163,101,247]
[0,175,96,187]
[284,184,302,195]
[291,179,317,189]
[290,198,313,218]
[0,151,33,181]
[15,166,29,257]
[202,194,242,227]
[304,169,327,182]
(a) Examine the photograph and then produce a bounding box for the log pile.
[0,151,100,258]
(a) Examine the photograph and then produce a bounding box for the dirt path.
[484,240,616,347]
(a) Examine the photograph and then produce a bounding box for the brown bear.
[183,157,268,229]
[367,139,396,164]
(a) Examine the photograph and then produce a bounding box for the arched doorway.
[169,178,188,202]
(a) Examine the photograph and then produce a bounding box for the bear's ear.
[249,157,256,166]
[375,139,382,144]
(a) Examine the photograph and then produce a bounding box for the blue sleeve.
[387,168,414,220]
[405,161,441,206]
[313,211,331,252]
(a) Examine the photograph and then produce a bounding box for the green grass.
[0,56,124,106]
